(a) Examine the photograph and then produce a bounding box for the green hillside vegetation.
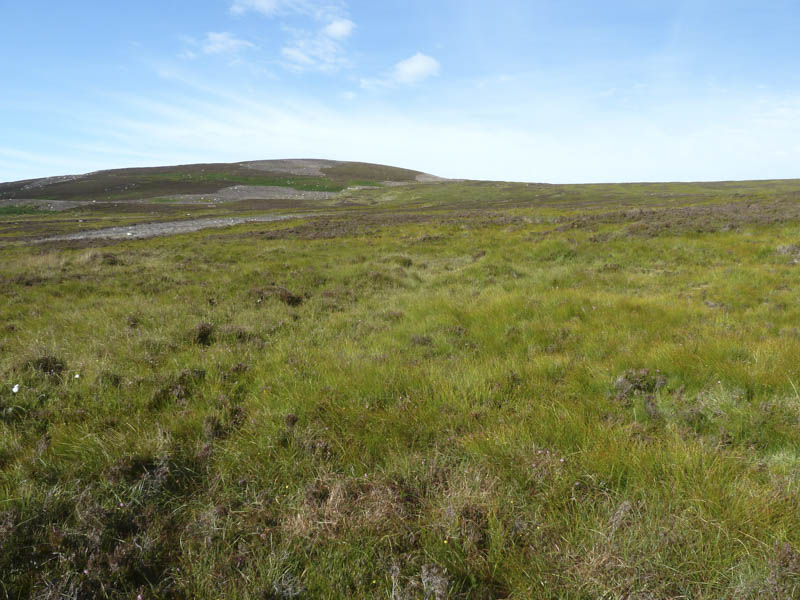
[0,206,48,216]
[0,161,422,203]
[1,173,800,598]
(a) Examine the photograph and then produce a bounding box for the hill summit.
[0,159,445,208]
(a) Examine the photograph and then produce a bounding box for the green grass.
[0,206,48,215]
[1,178,800,598]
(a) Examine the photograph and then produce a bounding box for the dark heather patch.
[253,285,304,307]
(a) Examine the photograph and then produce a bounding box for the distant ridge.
[0,159,445,206]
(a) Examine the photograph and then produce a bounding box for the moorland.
[1,159,800,598]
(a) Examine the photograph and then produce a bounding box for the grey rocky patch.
[391,562,450,600]
[346,184,383,191]
[159,185,334,204]
[33,213,311,243]
[0,198,85,211]
[238,159,340,177]
[777,245,800,264]
[379,181,414,188]
[421,564,450,600]
[17,173,87,191]
[267,572,306,599]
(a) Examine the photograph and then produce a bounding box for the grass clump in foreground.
[1,179,800,598]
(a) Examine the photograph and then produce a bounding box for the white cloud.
[323,18,354,40]
[281,34,347,72]
[179,32,255,59]
[280,18,354,72]
[228,1,353,72]
[361,53,441,89]
[202,32,255,55]
[230,0,281,15]
[281,46,314,65]
[230,0,344,20]
[393,53,440,84]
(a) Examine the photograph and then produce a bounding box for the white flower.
[12,384,19,393]
[74,373,80,379]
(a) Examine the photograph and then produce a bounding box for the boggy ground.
[1,178,800,598]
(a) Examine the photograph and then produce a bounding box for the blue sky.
[2,0,800,183]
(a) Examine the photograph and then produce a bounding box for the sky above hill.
[2,0,800,183]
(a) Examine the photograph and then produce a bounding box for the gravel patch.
[0,198,86,211]
[33,213,312,243]
[160,185,334,204]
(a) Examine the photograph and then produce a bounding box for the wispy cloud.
[361,53,441,89]
[323,18,354,40]
[230,0,345,20]
[228,1,353,72]
[230,0,279,15]
[280,46,315,66]
[203,32,255,54]
[179,32,255,59]
[280,19,355,72]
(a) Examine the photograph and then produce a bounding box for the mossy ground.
[1,180,800,598]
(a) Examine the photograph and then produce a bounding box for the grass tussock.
[2,177,800,597]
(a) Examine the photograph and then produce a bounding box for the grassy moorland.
[2,173,800,598]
